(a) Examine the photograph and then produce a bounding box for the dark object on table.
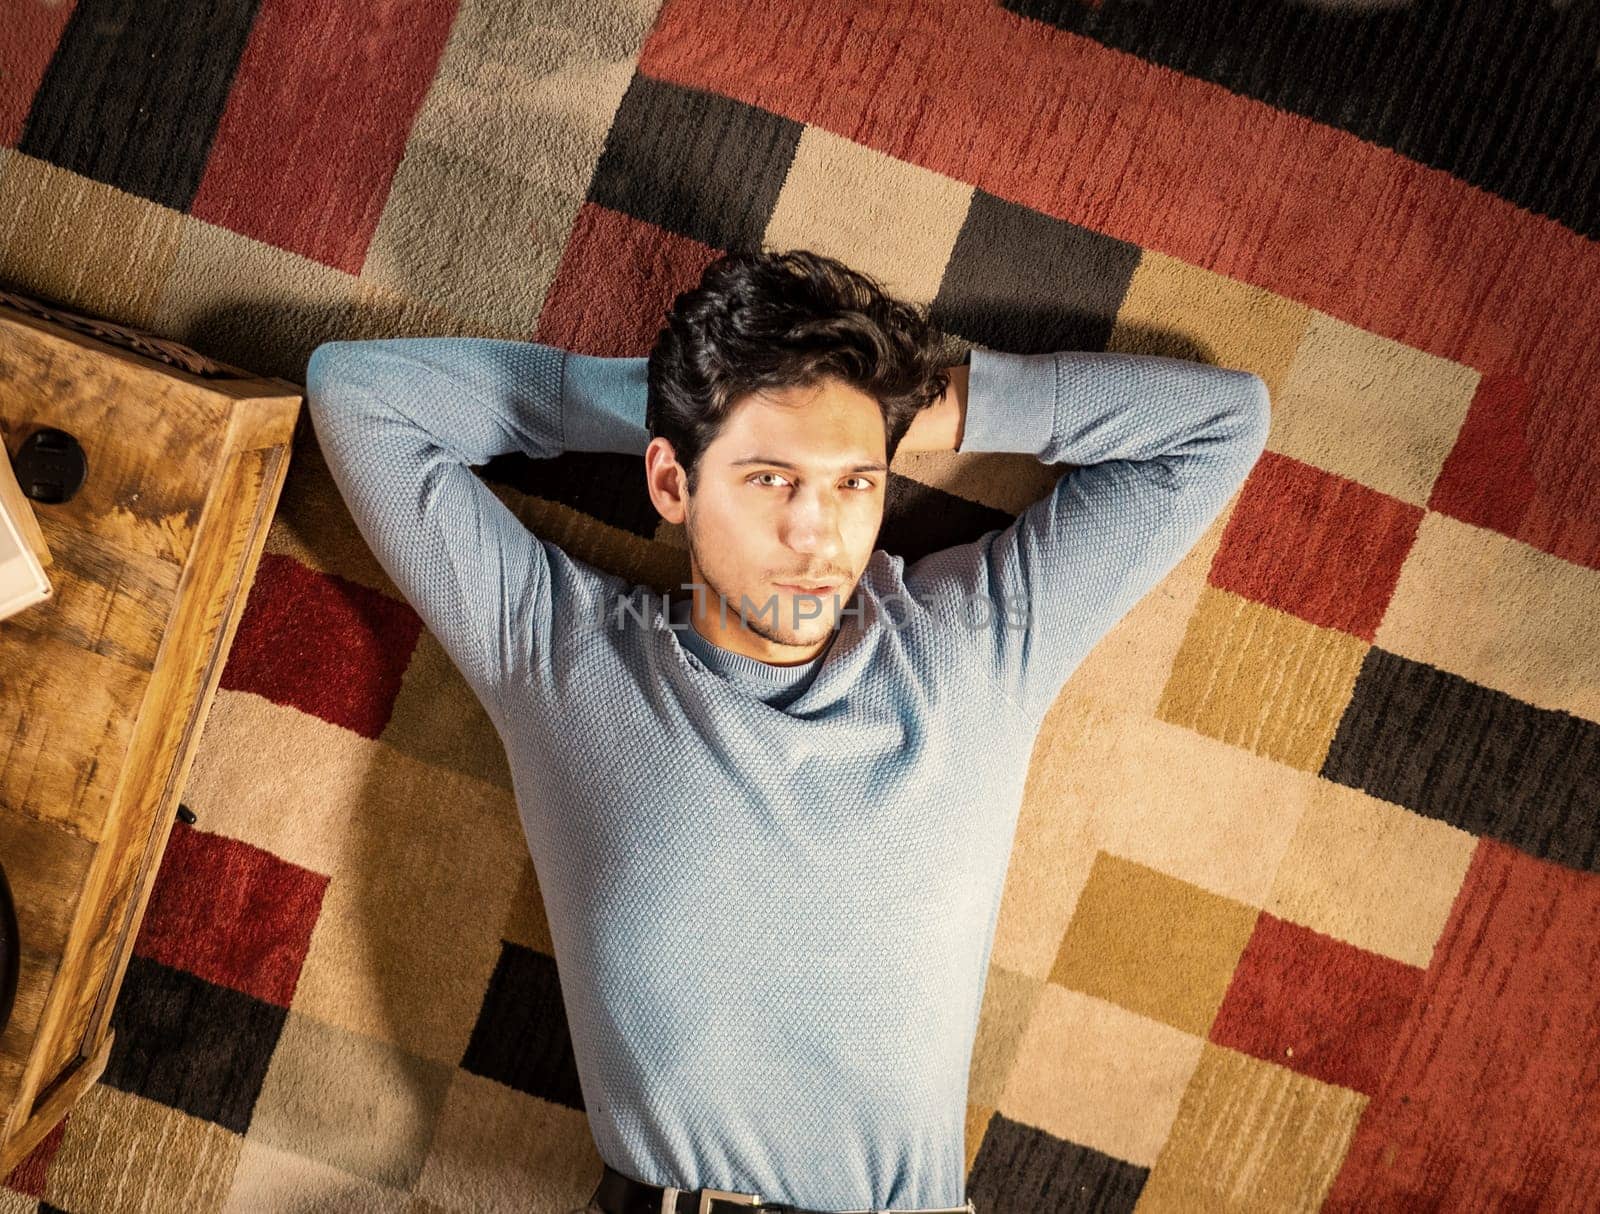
[12,426,88,506]
[0,860,17,1035]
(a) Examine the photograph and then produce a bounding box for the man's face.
[648,376,889,655]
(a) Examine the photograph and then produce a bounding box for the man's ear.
[643,436,689,525]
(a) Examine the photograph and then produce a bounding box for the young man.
[303,249,1271,1214]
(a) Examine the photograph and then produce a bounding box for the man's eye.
[749,473,876,490]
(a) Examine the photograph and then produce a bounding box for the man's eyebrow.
[729,456,890,474]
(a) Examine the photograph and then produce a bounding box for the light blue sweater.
[303,336,1270,1211]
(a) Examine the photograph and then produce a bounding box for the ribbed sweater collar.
[665,593,835,695]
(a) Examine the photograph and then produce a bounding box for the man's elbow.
[305,340,352,399]
[1233,372,1272,457]
[304,341,387,421]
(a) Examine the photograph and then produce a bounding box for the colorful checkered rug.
[3,0,1597,1211]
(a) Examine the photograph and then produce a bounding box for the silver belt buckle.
[697,1187,763,1214]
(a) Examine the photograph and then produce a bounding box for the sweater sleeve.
[902,347,1272,727]
[302,336,650,721]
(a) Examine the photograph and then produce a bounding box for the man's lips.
[774,581,840,594]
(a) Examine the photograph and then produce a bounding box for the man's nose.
[781,490,845,556]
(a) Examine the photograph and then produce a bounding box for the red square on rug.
[220,552,424,738]
[191,0,461,271]
[1210,450,1424,642]
[134,820,328,1008]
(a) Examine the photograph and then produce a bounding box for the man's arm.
[902,347,1271,727]
[303,337,650,721]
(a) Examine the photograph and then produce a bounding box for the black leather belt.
[594,1162,977,1214]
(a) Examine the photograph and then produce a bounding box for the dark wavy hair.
[645,247,951,495]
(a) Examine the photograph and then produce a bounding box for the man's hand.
[897,362,969,454]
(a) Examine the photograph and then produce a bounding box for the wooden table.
[0,289,301,1172]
